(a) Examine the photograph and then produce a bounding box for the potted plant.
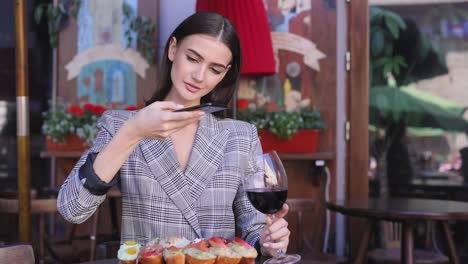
[42,102,107,152]
[237,107,325,153]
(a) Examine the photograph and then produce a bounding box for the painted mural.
[65,0,148,107]
[238,0,326,112]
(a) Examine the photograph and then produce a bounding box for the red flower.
[94,105,107,115]
[68,105,84,116]
[124,105,138,111]
[83,103,106,115]
[83,103,96,113]
[237,99,249,109]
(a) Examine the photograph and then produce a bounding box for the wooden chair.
[287,198,348,263]
[0,198,57,263]
[367,220,449,264]
[0,244,35,264]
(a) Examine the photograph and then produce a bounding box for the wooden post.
[347,0,369,259]
[15,0,31,243]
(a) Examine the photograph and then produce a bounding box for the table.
[415,171,461,182]
[327,198,468,264]
[391,181,468,201]
[79,255,325,264]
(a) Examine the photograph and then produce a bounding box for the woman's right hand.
[127,101,204,141]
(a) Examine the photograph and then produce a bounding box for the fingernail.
[176,104,184,108]
[266,236,271,241]
[263,243,270,247]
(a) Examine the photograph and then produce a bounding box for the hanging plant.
[34,3,67,48]
[68,0,82,19]
[123,3,157,65]
[34,0,81,48]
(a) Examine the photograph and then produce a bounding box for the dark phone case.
[173,103,227,113]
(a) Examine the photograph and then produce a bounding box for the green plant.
[34,0,81,48]
[34,3,67,48]
[370,7,407,86]
[68,0,81,18]
[301,108,325,130]
[42,104,77,143]
[123,3,157,65]
[268,111,302,139]
[370,7,447,87]
[237,108,325,139]
[238,108,269,130]
[42,102,106,146]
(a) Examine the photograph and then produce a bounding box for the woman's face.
[166,34,232,106]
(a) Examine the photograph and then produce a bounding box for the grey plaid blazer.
[57,110,265,246]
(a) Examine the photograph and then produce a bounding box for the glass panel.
[368,2,468,199]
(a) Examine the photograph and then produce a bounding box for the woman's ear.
[168,37,177,62]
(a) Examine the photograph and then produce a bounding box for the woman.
[57,11,290,256]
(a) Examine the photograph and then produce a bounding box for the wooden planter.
[46,134,88,152]
[258,129,320,153]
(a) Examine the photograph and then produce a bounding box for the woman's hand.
[127,101,204,141]
[259,203,290,257]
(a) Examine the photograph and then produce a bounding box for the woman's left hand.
[259,203,290,257]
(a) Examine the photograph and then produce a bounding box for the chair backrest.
[0,244,35,264]
[286,198,315,253]
[0,189,37,199]
[380,220,436,250]
[0,198,57,214]
[0,198,57,263]
[381,221,401,248]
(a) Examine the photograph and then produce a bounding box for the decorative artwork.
[238,0,327,112]
[270,32,326,72]
[267,0,312,32]
[65,0,148,107]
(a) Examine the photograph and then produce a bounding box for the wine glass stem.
[276,250,286,259]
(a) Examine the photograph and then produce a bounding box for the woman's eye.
[186,56,197,62]
[211,68,222,75]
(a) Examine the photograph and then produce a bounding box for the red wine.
[246,188,287,214]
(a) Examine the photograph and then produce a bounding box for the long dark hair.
[146,11,242,109]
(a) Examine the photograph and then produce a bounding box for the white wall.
[159,0,196,59]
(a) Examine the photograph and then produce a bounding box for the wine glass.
[244,151,301,264]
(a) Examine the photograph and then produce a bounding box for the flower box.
[46,134,88,152]
[259,129,320,153]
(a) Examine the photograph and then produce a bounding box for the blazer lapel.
[185,115,230,214]
[140,138,202,237]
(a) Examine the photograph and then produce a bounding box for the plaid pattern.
[57,110,265,246]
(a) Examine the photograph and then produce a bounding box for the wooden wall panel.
[284,158,336,253]
[309,1,337,154]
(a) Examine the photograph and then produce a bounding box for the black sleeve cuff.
[254,240,262,256]
[78,152,120,196]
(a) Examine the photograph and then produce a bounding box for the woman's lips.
[184,82,201,93]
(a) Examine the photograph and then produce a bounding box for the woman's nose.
[192,65,205,82]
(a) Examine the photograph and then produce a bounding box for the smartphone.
[173,103,228,113]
